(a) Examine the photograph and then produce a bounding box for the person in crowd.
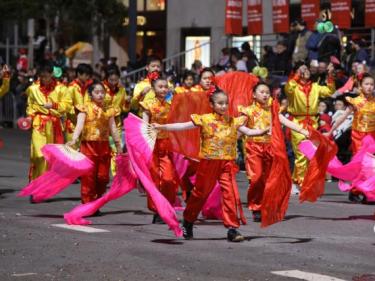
[292,19,312,65]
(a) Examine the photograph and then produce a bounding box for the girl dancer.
[154,89,269,242]
[140,76,179,224]
[67,81,121,204]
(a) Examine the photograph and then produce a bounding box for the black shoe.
[89,210,102,217]
[252,211,261,222]
[348,191,366,204]
[227,228,245,242]
[29,195,36,204]
[152,214,165,224]
[182,220,194,240]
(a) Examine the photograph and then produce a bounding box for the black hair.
[106,65,120,78]
[359,73,374,84]
[150,75,168,88]
[87,79,104,96]
[293,61,307,73]
[198,67,215,81]
[253,82,271,93]
[76,63,93,76]
[209,88,227,104]
[38,61,54,74]
[182,71,195,81]
[146,55,161,65]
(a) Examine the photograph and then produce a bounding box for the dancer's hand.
[322,131,331,138]
[262,127,270,135]
[152,123,163,130]
[66,139,77,147]
[44,102,53,109]
[300,129,310,138]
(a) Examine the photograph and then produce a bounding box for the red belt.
[35,114,64,144]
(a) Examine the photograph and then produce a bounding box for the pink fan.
[124,113,157,164]
[18,144,93,202]
[64,153,137,225]
[124,115,183,237]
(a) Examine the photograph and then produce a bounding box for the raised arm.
[109,116,122,153]
[154,121,196,131]
[278,113,309,137]
[142,111,150,123]
[66,112,86,146]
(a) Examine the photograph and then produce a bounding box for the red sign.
[225,0,243,35]
[247,0,262,35]
[272,0,289,33]
[331,0,352,29]
[365,0,375,27]
[301,0,319,30]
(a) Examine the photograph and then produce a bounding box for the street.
[0,129,374,281]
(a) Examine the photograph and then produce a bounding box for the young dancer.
[175,71,195,94]
[154,89,269,242]
[67,81,121,204]
[239,83,309,222]
[26,63,70,180]
[285,63,335,186]
[326,73,375,202]
[140,76,179,223]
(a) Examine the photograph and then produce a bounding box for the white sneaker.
[291,183,300,195]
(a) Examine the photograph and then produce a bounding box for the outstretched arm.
[153,121,196,131]
[66,112,86,146]
[238,125,269,136]
[109,116,122,153]
[326,107,352,136]
[278,113,309,137]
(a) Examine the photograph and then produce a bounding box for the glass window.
[122,0,144,11]
[146,0,165,11]
[185,36,211,69]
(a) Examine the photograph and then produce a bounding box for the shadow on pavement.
[102,209,153,216]
[44,197,81,203]
[151,239,184,245]
[284,214,375,221]
[0,188,15,199]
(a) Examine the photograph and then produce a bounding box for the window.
[146,0,165,11]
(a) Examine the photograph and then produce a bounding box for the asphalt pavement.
[0,128,374,281]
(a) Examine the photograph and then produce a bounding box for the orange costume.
[238,100,272,211]
[77,101,118,203]
[346,93,375,153]
[284,74,335,184]
[140,97,179,212]
[183,113,247,228]
[26,80,69,180]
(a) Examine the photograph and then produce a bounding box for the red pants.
[180,159,199,201]
[245,141,273,211]
[80,141,111,204]
[183,159,246,228]
[148,138,179,212]
[351,129,375,154]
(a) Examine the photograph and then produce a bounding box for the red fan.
[17,117,31,130]
[18,144,94,202]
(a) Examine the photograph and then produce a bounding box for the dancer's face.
[91,84,106,105]
[108,74,120,86]
[360,77,374,97]
[154,79,169,100]
[210,93,228,115]
[253,85,271,105]
[184,75,194,88]
[200,71,214,90]
[146,60,161,73]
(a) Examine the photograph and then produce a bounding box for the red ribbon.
[147,71,160,82]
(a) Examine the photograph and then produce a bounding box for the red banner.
[365,0,375,27]
[301,0,319,30]
[247,0,262,35]
[225,0,243,35]
[331,0,352,29]
[272,0,289,33]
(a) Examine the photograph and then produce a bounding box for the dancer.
[0,64,10,98]
[65,63,93,143]
[285,63,335,186]
[26,63,70,180]
[175,71,195,94]
[140,75,179,223]
[67,80,121,204]
[154,89,269,242]
[326,73,375,202]
[130,56,163,115]
[239,83,309,222]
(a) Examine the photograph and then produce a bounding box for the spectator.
[217,48,230,68]
[241,42,259,72]
[231,51,248,72]
[306,21,325,61]
[351,39,369,64]
[261,45,276,72]
[292,19,312,65]
[274,41,291,76]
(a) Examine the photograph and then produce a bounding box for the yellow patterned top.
[238,99,272,143]
[77,101,118,141]
[346,93,375,132]
[0,77,10,98]
[140,97,170,139]
[284,75,335,116]
[191,113,247,160]
[103,82,129,131]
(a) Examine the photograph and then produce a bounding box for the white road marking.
[12,273,37,277]
[271,270,347,281]
[51,224,110,233]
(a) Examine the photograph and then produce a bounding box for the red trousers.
[148,138,179,212]
[180,159,199,201]
[80,141,111,204]
[351,129,375,154]
[245,141,273,211]
[183,159,246,228]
